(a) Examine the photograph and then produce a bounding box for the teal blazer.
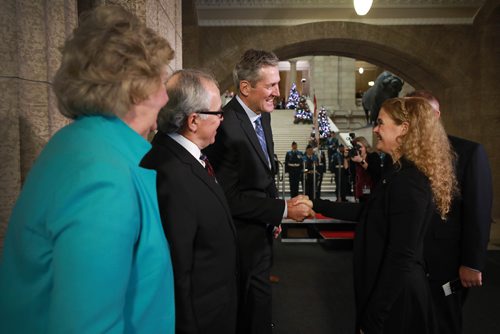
[0,116,175,333]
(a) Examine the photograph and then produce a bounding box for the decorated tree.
[294,96,313,124]
[286,83,299,109]
[317,106,331,147]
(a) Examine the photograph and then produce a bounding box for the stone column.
[0,0,183,250]
[338,57,357,111]
[0,0,76,250]
[289,60,297,90]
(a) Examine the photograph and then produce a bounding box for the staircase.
[270,109,337,199]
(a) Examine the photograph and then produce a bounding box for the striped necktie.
[254,116,271,167]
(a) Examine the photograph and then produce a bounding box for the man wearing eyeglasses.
[204,49,314,334]
[141,69,238,334]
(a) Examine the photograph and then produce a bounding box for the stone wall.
[310,56,356,112]
[184,2,500,218]
[0,0,182,249]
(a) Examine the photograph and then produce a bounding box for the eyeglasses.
[196,110,224,119]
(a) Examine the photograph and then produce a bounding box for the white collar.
[236,95,260,129]
[167,132,204,167]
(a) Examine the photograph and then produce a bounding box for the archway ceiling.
[194,0,486,26]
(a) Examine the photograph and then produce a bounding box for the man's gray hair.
[232,49,279,92]
[158,69,219,134]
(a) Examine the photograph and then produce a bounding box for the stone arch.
[271,38,448,92]
[197,21,474,96]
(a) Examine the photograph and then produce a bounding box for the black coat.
[424,136,493,282]
[315,159,437,334]
[141,134,238,334]
[203,96,285,289]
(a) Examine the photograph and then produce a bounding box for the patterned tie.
[254,116,271,167]
[200,154,216,178]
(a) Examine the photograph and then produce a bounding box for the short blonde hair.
[53,5,174,119]
[381,97,458,218]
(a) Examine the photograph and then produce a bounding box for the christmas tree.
[317,106,331,147]
[286,83,299,109]
[294,96,313,124]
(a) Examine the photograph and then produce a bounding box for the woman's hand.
[351,154,363,163]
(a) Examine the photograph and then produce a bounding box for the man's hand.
[287,203,315,222]
[459,265,482,287]
[287,195,315,222]
[273,225,282,239]
[288,195,313,208]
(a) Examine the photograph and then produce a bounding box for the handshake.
[286,195,315,222]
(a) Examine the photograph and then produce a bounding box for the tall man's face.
[242,65,280,114]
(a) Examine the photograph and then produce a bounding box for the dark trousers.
[316,172,324,199]
[333,167,348,201]
[304,174,315,200]
[237,241,273,334]
[288,172,301,198]
[429,279,468,334]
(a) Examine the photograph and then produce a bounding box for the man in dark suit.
[284,141,303,197]
[409,90,493,334]
[204,49,314,334]
[141,69,238,334]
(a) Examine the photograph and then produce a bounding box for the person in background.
[285,141,304,197]
[407,90,493,334]
[349,136,382,202]
[314,97,457,333]
[141,69,238,334]
[303,144,319,200]
[204,49,314,334]
[326,131,340,170]
[316,149,327,199]
[329,144,349,202]
[0,5,175,333]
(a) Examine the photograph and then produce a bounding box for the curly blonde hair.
[381,97,458,218]
[53,5,174,119]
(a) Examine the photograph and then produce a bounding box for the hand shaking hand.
[286,195,315,222]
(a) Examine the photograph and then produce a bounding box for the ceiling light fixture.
[358,67,364,74]
[354,0,373,16]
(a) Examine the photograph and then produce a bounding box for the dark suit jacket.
[424,136,493,282]
[141,133,238,334]
[315,159,437,333]
[203,97,285,276]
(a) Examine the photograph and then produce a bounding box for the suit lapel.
[261,112,275,174]
[160,134,237,237]
[230,98,272,171]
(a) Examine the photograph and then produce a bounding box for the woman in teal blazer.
[0,5,175,333]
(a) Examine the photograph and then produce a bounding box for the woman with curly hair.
[0,5,175,333]
[314,97,457,333]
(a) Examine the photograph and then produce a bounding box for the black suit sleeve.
[313,199,362,222]
[460,143,493,271]
[156,169,199,333]
[204,118,285,227]
[362,169,431,333]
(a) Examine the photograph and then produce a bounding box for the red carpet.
[319,231,355,239]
